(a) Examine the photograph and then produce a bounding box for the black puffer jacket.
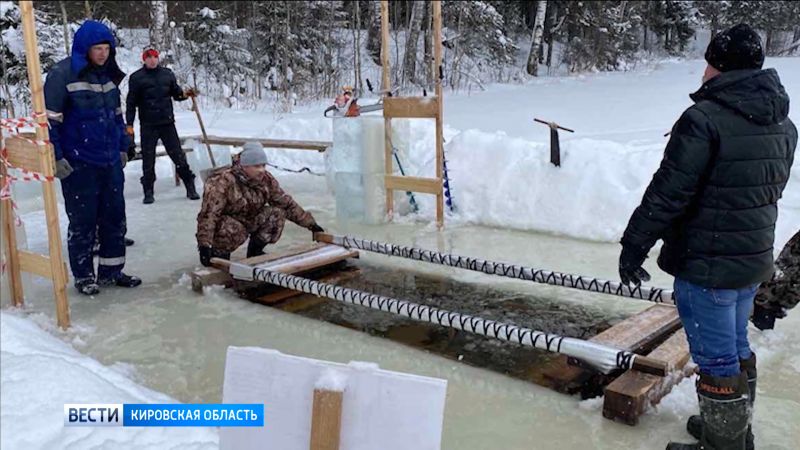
[622,68,797,289]
[125,65,187,126]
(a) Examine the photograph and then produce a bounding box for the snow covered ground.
[2,57,799,449]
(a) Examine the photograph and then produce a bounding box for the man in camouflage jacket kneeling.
[195,142,324,266]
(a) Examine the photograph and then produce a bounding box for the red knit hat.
[142,48,159,61]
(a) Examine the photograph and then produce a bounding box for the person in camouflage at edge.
[196,142,324,266]
[751,230,800,330]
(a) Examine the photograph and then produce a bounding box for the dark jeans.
[674,277,759,377]
[140,123,194,188]
[60,159,126,281]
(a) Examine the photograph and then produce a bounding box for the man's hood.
[691,68,790,126]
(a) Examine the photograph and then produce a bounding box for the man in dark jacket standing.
[126,46,199,204]
[44,20,142,295]
[619,24,796,450]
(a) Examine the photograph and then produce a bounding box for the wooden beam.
[1,141,24,306]
[183,135,331,152]
[309,388,343,450]
[432,0,444,228]
[18,250,53,278]
[603,330,692,426]
[382,97,439,119]
[20,0,70,329]
[542,305,680,394]
[380,0,393,218]
[193,243,328,292]
[385,175,442,195]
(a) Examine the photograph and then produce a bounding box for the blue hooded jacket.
[44,20,129,166]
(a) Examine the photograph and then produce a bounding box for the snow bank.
[0,312,218,450]
[438,129,799,250]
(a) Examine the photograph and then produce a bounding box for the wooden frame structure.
[380,0,445,227]
[1,1,70,328]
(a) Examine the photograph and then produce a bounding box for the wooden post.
[432,0,444,228]
[19,1,70,329]
[0,132,24,307]
[380,0,394,217]
[309,388,343,450]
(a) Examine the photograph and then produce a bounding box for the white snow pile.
[0,312,218,450]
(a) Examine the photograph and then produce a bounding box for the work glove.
[199,245,214,267]
[184,87,198,98]
[618,245,651,287]
[54,158,74,179]
[751,303,786,331]
[126,125,135,136]
[120,152,128,168]
[309,223,324,233]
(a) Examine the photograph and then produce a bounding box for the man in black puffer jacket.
[126,46,199,204]
[619,24,796,450]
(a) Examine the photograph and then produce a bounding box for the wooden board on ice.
[220,346,447,450]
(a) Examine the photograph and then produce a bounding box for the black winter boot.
[182,174,200,200]
[668,373,749,450]
[98,272,142,288]
[247,237,268,258]
[143,187,155,204]
[75,277,100,296]
[125,237,135,246]
[687,355,756,449]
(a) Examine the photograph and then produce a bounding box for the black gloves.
[619,245,651,287]
[199,246,214,267]
[309,223,324,233]
[751,303,785,331]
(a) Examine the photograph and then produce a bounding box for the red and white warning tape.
[0,112,48,130]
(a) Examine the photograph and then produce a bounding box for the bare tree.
[84,1,92,19]
[402,0,423,85]
[526,0,547,76]
[366,0,382,65]
[422,1,433,88]
[149,1,168,51]
[353,1,363,94]
[59,1,71,56]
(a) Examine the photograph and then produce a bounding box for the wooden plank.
[258,246,359,275]
[275,269,360,312]
[193,243,327,292]
[384,175,442,195]
[542,305,680,393]
[309,389,343,450]
[18,250,53,278]
[603,330,692,426]
[382,97,439,119]
[3,136,46,173]
[1,179,24,306]
[20,1,70,329]
[432,0,444,229]
[380,0,393,217]
[182,135,331,152]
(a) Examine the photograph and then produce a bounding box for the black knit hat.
[705,23,764,72]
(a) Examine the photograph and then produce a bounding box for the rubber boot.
[98,272,142,288]
[667,372,749,450]
[687,355,756,449]
[143,186,155,204]
[182,174,200,200]
[247,237,268,258]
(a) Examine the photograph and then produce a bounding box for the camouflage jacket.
[196,164,316,247]
[755,230,799,311]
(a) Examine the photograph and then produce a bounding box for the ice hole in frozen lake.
[253,259,627,391]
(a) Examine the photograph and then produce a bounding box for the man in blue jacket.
[44,20,141,295]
